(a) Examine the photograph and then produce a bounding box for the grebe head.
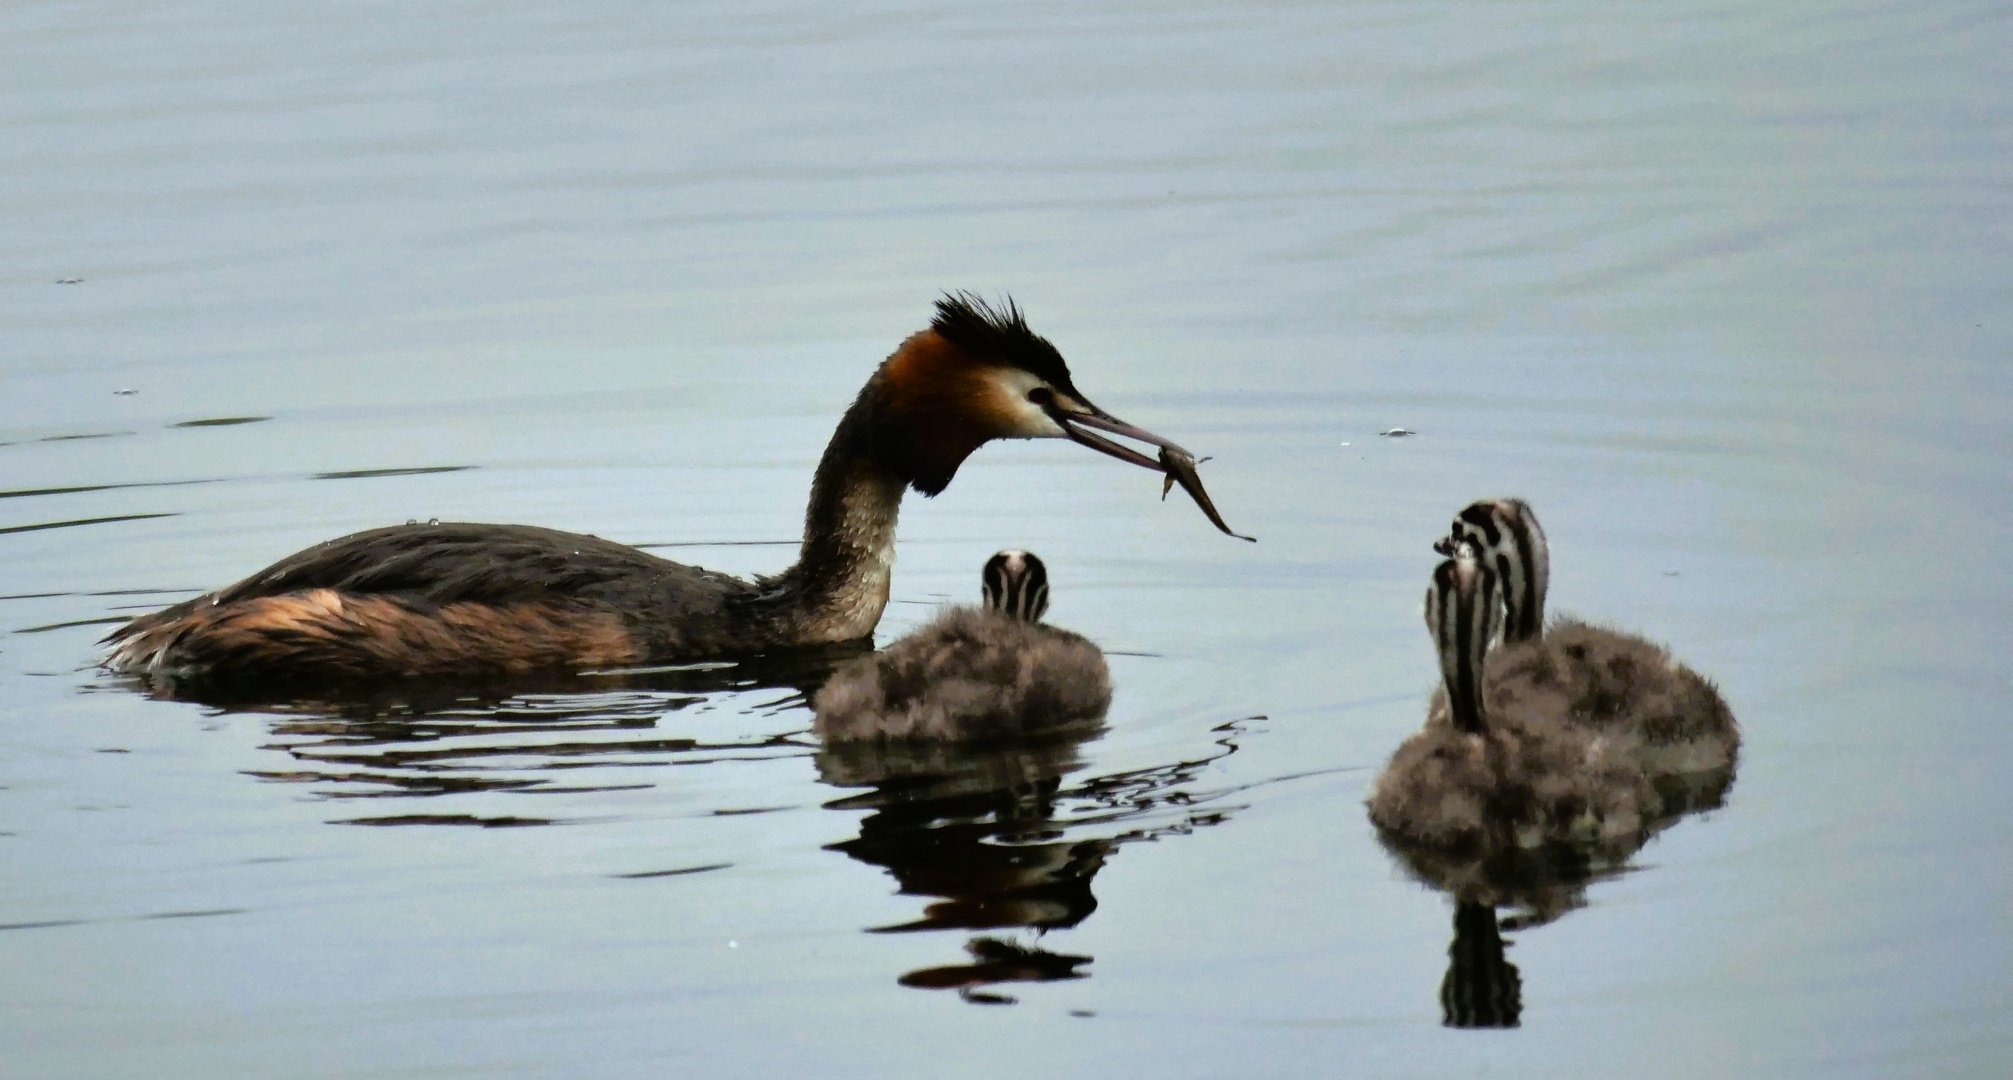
[980,550,1050,622]
[1426,542,1503,735]
[873,293,1192,495]
[1432,498,1549,644]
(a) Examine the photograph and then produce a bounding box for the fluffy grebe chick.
[1367,545,1656,856]
[813,551,1111,742]
[103,297,1202,688]
[1435,499,1739,786]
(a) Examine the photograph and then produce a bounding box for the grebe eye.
[1026,387,1053,406]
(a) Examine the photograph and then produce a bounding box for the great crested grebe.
[103,296,1208,688]
[1367,544,1658,856]
[1433,498,1740,785]
[813,550,1110,742]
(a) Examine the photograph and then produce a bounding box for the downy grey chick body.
[1435,498,1739,801]
[1368,545,1658,858]
[813,551,1111,742]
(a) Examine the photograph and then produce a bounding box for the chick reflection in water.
[819,725,1257,1004]
[820,735,1106,1004]
[1369,513,1738,1028]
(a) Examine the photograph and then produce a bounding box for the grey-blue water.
[4,2,2009,1076]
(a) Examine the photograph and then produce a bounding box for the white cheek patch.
[985,368,1069,439]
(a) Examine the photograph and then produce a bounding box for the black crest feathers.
[930,293,1077,393]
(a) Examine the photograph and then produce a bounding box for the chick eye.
[1026,387,1054,406]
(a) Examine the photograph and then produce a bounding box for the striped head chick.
[1426,541,1505,735]
[981,549,1051,623]
[1433,498,1549,645]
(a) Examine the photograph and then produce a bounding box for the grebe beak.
[1046,401,1192,471]
[1432,535,1456,556]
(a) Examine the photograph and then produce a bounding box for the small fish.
[1158,447,1255,542]
[1379,428,1415,437]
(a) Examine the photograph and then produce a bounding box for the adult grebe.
[813,550,1110,742]
[103,296,1205,688]
[1433,498,1740,786]
[1367,544,1657,856]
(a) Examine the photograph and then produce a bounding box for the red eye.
[1026,387,1053,406]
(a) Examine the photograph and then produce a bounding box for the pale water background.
[3,2,2010,1077]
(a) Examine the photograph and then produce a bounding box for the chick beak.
[1432,536,1456,556]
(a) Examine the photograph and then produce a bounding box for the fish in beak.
[1159,446,1255,542]
[1039,393,1254,542]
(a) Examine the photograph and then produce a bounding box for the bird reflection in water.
[1442,901,1521,1028]
[134,636,1257,1008]
[195,645,872,816]
[1380,789,1729,1031]
[818,720,1251,1005]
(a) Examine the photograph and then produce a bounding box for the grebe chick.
[813,551,1110,743]
[1367,546,1657,857]
[1435,499,1740,787]
[103,296,1212,690]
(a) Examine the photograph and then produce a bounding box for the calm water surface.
[4,2,2010,1077]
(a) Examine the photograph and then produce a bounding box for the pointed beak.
[1432,536,1455,556]
[1048,403,1191,471]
